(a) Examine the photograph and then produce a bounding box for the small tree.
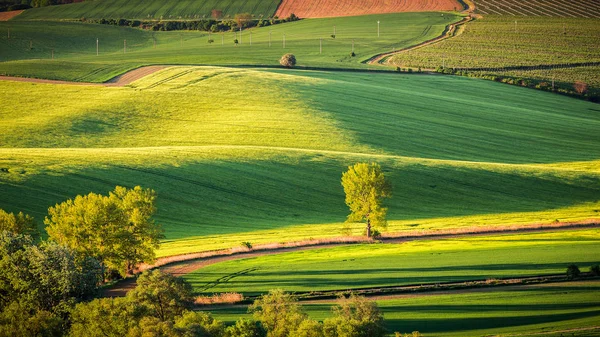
[127,270,194,322]
[249,289,306,337]
[235,13,253,28]
[0,209,38,239]
[45,186,163,277]
[211,9,223,20]
[573,81,588,95]
[280,53,296,68]
[341,163,392,238]
[566,264,580,280]
[225,318,267,337]
[323,294,386,337]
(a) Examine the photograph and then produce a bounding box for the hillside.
[275,0,463,19]
[1,66,599,257]
[0,12,462,81]
[15,0,281,21]
[474,0,600,18]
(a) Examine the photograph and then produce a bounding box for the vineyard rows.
[275,0,462,19]
[474,0,600,18]
[390,15,600,87]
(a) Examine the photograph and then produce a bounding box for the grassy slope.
[208,281,600,337]
[390,16,600,91]
[0,12,462,81]
[1,66,599,257]
[183,229,600,295]
[15,0,281,21]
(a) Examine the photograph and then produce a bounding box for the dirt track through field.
[276,0,463,18]
[102,221,599,298]
[0,10,23,21]
[0,65,165,87]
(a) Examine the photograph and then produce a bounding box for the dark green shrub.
[590,265,600,276]
[567,264,581,280]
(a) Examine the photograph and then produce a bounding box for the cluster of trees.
[70,277,388,337]
[0,0,81,11]
[81,13,300,33]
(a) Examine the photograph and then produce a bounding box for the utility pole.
[153,38,156,48]
[239,27,242,44]
[250,31,252,46]
[283,33,285,48]
[269,31,272,47]
[377,20,380,37]
[222,33,224,45]
[352,39,354,53]
[96,38,99,56]
[124,39,126,53]
[180,35,183,48]
[7,28,9,39]
[319,38,322,54]
[334,25,336,37]
[514,20,517,33]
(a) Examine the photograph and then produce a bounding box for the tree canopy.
[341,163,392,236]
[0,209,39,239]
[45,186,163,276]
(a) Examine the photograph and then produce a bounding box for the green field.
[183,229,600,295]
[208,281,600,337]
[390,15,600,91]
[0,12,462,81]
[15,0,281,21]
[1,66,599,257]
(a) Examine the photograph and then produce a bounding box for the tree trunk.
[366,219,371,238]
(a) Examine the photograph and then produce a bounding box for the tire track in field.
[102,221,599,297]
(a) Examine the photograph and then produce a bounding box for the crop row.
[475,0,600,18]
[390,15,600,87]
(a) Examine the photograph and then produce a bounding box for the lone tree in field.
[341,163,391,238]
[45,186,164,277]
[280,53,296,68]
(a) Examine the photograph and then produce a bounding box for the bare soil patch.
[0,10,24,21]
[276,0,463,19]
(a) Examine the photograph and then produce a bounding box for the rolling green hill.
[1,66,599,257]
[14,0,281,21]
[0,12,462,80]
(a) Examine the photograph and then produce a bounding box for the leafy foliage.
[341,163,391,232]
[323,294,386,337]
[567,264,581,280]
[0,231,101,335]
[225,319,267,337]
[45,185,163,276]
[0,209,38,239]
[127,270,194,322]
[249,289,307,337]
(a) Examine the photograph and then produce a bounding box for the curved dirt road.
[102,221,599,297]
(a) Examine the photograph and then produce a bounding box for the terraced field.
[0,12,460,81]
[184,229,600,295]
[275,0,463,19]
[390,15,600,91]
[1,66,599,257]
[474,0,600,18]
[14,0,281,21]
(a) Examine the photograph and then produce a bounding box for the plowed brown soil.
[0,10,23,21]
[276,0,463,18]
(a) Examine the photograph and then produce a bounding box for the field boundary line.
[102,220,599,297]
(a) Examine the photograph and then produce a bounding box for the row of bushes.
[80,13,299,32]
